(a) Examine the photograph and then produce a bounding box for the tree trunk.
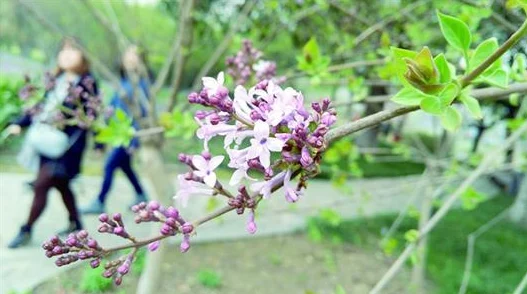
[135,141,174,294]
[510,174,527,229]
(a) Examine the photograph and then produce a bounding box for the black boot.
[57,219,83,236]
[8,225,31,249]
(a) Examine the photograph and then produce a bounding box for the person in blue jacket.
[81,46,148,214]
[6,38,99,248]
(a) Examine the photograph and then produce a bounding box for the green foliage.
[196,269,222,289]
[296,37,331,82]
[95,109,135,147]
[0,78,24,138]
[439,106,462,131]
[310,196,526,294]
[318,208,342,227]
[460,187,487,210]
[459,93,482,119]
[437,11,472,56]
[404,229,419,243]
[159,108,196,139]
[334,284,347,294]
[79,266,113,293]
[391,87,432,106]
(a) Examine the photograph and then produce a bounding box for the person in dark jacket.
[81,45,148,214]
[6,38,99,248]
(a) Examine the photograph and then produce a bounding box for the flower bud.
[165,207,179,219]
[246,211,257,234]
[182,223,194,234]
[148,240,160,252]
[180,235,191,253]
[148,201,160,211]
[98,213,109,223]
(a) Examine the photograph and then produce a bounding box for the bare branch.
[353,0,429,47]
[17,0,121,87]
[369,121,527,294]
[166,0,196,111]
[333,82,527,107]
[458,208,510,294]
[190,1,255,90]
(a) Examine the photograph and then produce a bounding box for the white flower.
[246,121,285,168]
[192,154,224,187]
[174,175,214,207]
[202,72,225,97]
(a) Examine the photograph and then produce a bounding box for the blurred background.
[0,0,526,293]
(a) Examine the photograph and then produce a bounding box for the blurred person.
[81,45,149,214]
[6,38,99,248]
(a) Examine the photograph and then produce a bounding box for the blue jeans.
[97,147,144,203]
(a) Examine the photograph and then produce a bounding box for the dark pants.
[27,165,79,228]
[97,147,144,204]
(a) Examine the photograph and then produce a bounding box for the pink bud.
[180,236,191,253]
[148,240,160,252]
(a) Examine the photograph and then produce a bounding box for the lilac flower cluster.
[179,72,337,233]
[226,39,285,86]
[42,201,192,285]
[17,73,102,129]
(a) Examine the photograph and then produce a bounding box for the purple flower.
[300,146,314,167]
[284,169,301,203]
[174,175,214,207]
[246,121,285,168]
[192,154,224,187]
[202,72,226,97]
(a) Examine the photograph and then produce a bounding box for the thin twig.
[458,208,510,294]
[369,121,527,294]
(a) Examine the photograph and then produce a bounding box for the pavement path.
[0,171,500,293]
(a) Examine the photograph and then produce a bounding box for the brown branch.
[17,0,122,87]
[370,121,527,294]
[329,0,370,26]
[190,1,255,91]
[333,82,527,107]
[461,19,527,87]
[353,0,429,47]
[166,0,196,111]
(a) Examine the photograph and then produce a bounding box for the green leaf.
[437,12,471,53]
[303,37,321,62]
[390,47,417,86]
[404,229,419,243]
[481,68,508,88]
[391,87,432,106]
[461,187,486,210]
[319,208,342,227]
[440,106,462,131]
[438,83,459,106]
[470,38,500,73]
[459,94,483,119]
[434,54,452,83]
[420,96,444,115]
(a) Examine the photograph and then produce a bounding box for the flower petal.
[253,120,269,139]
[217,72,224,84]
[209,155,224,170]
[259,149,271,168]
[246,143,262,160]
[229,169,245,186]
[192,155,208,171]
[267,137,285,152]
[203,172,217,187]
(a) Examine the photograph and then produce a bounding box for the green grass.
[311,196,527,294]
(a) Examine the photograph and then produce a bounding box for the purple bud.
[182,223,194,234]
[112,213,122,222]
[45,250,54,258]
[113,227,125,236]
[50,235,60,244]
[131,205,140,213]
[148,201,160,211]
[76,230,88,239]
[188,92,199,103]
[52,246,63,255]
[322,98,331,111]
[160,224,173,236]
[87,239,98,249]
[165,207,179,219]
[148,240,160,252]
[103,269,115,278]
[117,263,129,275]
[285,188,300,203]
[114,276,123,286]
[217,86,229,98]
[165,217,177,227]
[321,112,337,126]
[300,146,314,167]
[180,235,191,253]
[312,102,322,113]
[246,211,257,234]
[201,151,212,160]
[98,213,109,223]
[66,237,77,247]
